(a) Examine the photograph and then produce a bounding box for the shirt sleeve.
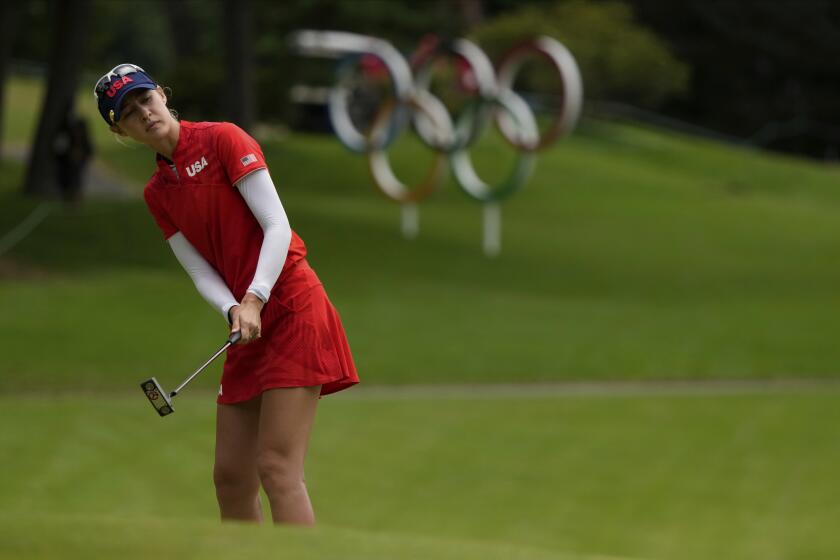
[235,168,292,303]
[215,122,268,186]
[143,185,178,240]
[168,232,239,324]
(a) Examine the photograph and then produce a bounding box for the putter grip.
[228,330,242,345]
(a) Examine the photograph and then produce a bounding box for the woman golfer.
[93,63,359,524]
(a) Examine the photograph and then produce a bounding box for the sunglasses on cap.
[93,63,147,100]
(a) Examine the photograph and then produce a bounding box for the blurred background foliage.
[8,0,839,160]
[469,0,689,108]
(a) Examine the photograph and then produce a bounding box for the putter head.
[140,377,174,417]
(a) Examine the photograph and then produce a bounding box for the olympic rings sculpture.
[290,30,583,204]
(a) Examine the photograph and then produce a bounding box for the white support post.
[482,202,501,257]
[401,202,419,240]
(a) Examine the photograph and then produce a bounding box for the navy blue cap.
[94,64,158,125]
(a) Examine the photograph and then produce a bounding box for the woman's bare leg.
[214,396,263,522]
[256,386,321,525]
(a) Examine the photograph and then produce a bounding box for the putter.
[140,330,242,417]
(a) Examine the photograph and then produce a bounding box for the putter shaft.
[171,331,242,397]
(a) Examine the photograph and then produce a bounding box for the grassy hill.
[3,76,840,390]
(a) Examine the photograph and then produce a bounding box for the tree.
[626,0,840,158]
[470,0,689,108]
[163,0,223,121]
[223,0,255,131]
[0,3,22,160]
[23,0,90,197]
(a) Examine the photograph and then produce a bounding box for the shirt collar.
[154,120,192,180]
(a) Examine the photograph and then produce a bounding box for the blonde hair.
[162,85,179,121]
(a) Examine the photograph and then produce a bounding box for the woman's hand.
[229,293,265,343]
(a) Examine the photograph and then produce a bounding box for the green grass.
[1,390,839,559]
[0,515,574,560]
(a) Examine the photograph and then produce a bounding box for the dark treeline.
[6,0,840,160]
[626,0,840,159]
[7,0,470,122]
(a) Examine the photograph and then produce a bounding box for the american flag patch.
[240,154,257,166]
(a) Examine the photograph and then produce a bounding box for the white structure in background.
[289,30,583,257]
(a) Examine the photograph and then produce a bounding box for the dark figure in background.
[53,107,93,202]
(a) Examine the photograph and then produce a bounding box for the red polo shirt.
[143,120,306,301]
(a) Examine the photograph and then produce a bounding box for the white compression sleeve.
[168,232,239,322]
[235,168,292,303]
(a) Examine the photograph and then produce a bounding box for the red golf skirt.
[217,258,359,404]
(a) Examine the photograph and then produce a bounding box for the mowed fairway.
[1,387,839,560]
